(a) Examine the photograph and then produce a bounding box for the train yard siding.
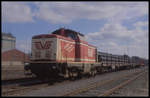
[110,70,149,96]
[15,67,148,96]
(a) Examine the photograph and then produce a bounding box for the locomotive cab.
[52,28,85,41]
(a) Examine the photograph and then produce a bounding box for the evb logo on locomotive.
[35,41,52,50]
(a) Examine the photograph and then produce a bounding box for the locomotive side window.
[67,32,77,40]
[65,32,78,40]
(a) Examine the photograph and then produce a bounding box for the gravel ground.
[110,69,149,96]
[12,67,147,96]
[75,73,134,96]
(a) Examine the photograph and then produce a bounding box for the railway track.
[1,70,115,96]
[2,80,47,96]
[2,77,37,86]
[99,71,147,96]
[62,69,147,96]
[2,76,67,96]
[2,67,146,96]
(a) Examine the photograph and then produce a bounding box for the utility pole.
[24,48,25,63]
[127,46,130,65]
[107,47,109,66]
[127,47,129,56]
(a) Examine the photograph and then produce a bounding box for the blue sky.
[2,2,149,59]
[2,16,107,40]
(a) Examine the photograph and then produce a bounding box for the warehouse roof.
[2,32,16,38]
[2,49,30,62]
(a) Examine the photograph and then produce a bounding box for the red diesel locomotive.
[27,28,100,78]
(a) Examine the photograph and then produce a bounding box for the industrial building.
[2,32,16,52]
[2,49,29,67]
[2,32,29,68]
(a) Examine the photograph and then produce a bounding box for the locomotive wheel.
[68,71,76,81]
[70,73,78,81]
[89,69,96,77]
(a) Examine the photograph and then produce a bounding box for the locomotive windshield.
[51,29,61,35]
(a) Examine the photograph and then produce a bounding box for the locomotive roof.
[51,28,84,37]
